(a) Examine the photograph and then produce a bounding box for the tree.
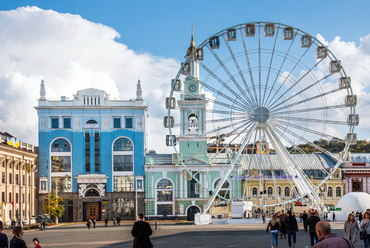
[43,193,65,223]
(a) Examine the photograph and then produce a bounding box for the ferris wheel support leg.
[203,121,259,214]
[264,121,327,212]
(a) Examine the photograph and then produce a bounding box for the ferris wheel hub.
[253,106,270,122]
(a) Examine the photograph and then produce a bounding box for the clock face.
[189,84,197,92]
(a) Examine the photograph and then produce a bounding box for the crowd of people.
[266,208,370,248]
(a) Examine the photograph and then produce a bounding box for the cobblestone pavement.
[1,221,365,248]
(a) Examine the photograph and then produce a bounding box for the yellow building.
[0,132,38,225]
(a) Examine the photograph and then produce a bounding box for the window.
[51,177,72,193]
[285,187,290,196]
[327,187,333,197]
[9,173,12,184]
[113,117,121,128]
[114,176,133,192]
[9,193,11,202]
[85,133,90,172]
[113,138,133,151]
[51,139,71,152]
[1,192,4,203]
[125,117,133,129]
[336,187,341,197]
[252,188,257,196]
[86,119,97,124]
[157,204,173,216]
[16,193,18,204]
[156,179,173,202]
[113,155,133,171]
[95,133,100,172]
[112,198,134,218]
[51,117,59,129]
[51,156,71,172]
[15,174,18,185]
[63,117,71,129]
[267,187,273,195]
[1,172,4,183]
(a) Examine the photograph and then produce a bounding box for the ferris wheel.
[165,22,357,213]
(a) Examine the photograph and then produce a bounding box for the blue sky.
[0,0,369,152]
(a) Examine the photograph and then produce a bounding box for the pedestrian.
[131,213,153,248]
[266,215,280,248]
[279,210,287,239]
[105,218,108,227]
[313,221,354,248]
[11,220,15,229]
[360,212,363,222]
[325,212,328,221]
[305,211,320,246]
[286,211,298,248]
[0,221,8,248]
[113,217,116,226]
[117,216,121,226]
[302,210,308,228]
[344,214,359,244]
[10,226,27,248]
[243,210,246,219]
[92,219,96,229]
[262,212,266,223]
[360,212,370,248]
[154,220,158,230]
[86,219,91,230]
[32,238,41,248]
[42,221,46,231]
[333,212,336,222]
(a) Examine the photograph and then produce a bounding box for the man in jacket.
[302,211,308,227]
[131,213,153,248]
[313,221,354,248]
[305,211,320,246]
[286,211,298,248]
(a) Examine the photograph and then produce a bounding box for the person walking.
[302,211,308,228]
[117,216,121,226]
[313,221,354,248]
[305,211,320,246]
[360,212,363,223]
[105,218,108,227]
[0,221,8,248]
[113,217,116,227]
[9,226,27,248]
[266,215,280,248]
[333,212,336,222]
[86,219,91,230]
[286,211,298,248]
[92,219,96,229]
[279,210,287,239]
[32,238,41,248]
[262,212,266,223]
[360,212,370,248]
[131,213,153,248]
[42,221,46,231]
[344,214,359,244]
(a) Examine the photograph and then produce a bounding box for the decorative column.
[363,177,367,193]
[367,177,370,193]
[349,178,353,193]
[345,178,349,194]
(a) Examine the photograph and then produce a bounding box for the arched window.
[188,113,199,134]
[113,137,133,172]
[285,187,290,196]
[50,138,71,173]
[327,187,333,197]
[156,179,174,216]
[214,179,230,199]
[86,119,98,124]
[267,187,273,195]
[85,188,100,197]
[336,187,341,197]
[252,188,258,196]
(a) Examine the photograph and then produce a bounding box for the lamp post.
[20,156,23,227]
[135,174,138,221]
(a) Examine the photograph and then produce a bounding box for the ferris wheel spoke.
[271,87,342,112]
[263,34,297,107]
[204,46,254,107]
[265,46,312,108]
[262,26,280,106]
[271,115,348,125]
[198,60,252,109]
[240,28,259,102]
[270,119,344,142]
[205,108,248,116]
[173,116,250,128]
[258,24,262,105]
[221,34,257,105]
[267,58,325,110]
[271,104,347,116]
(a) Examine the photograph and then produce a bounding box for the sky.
[0,0,370,153]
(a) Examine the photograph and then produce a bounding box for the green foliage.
[288,139,370,153]
[43,193,65,221]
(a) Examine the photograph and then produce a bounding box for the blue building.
[35,80,148,222]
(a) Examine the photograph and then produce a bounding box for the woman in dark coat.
[279,210,287,239]
[132,213,153,248]
[10,226,27,248]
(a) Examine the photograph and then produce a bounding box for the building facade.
[35,80,148,222]
[341,153,370,194]
[0,132,38,225]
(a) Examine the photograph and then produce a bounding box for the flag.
[46,159,48,170]
[261,143,265,154]
[2,202,6,208]
[26,164,30,173]
[11,201,14,208]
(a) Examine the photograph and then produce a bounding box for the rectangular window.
[113,155,133,171]
[63,117,71,129]
[157,191,173,201]
[40,181,47,191]
[2,192,5,203]
[125,117,133,128]
[1,172,4,183]
[9,193,11,203]
[51,177,72,193]
[113,176,134,192]
[16,193,18,204]
[51,117,59,129]
[85,132,90,172]
[23,175,25,186]
[51,156,72,172]
[157,204,173,216]
[9,173,12,184]
[15,174,18,185]
[113,117,121,128]
[94,133,100,172]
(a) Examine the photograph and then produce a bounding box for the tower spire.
[136,79,143,101]
[186,21,196,57]
[39,79,46,101]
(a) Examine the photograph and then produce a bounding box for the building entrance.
[87,203,99,220]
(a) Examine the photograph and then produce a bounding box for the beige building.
[0,132,38,225]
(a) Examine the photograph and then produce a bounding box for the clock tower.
[178,27,208,164]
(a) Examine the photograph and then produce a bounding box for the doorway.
[87,203,99,220]
[187,206,200,221]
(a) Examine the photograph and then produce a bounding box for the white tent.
[336,192,370,213]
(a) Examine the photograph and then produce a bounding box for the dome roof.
[336,192,370,212]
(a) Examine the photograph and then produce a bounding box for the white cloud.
[0,6,178,153]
